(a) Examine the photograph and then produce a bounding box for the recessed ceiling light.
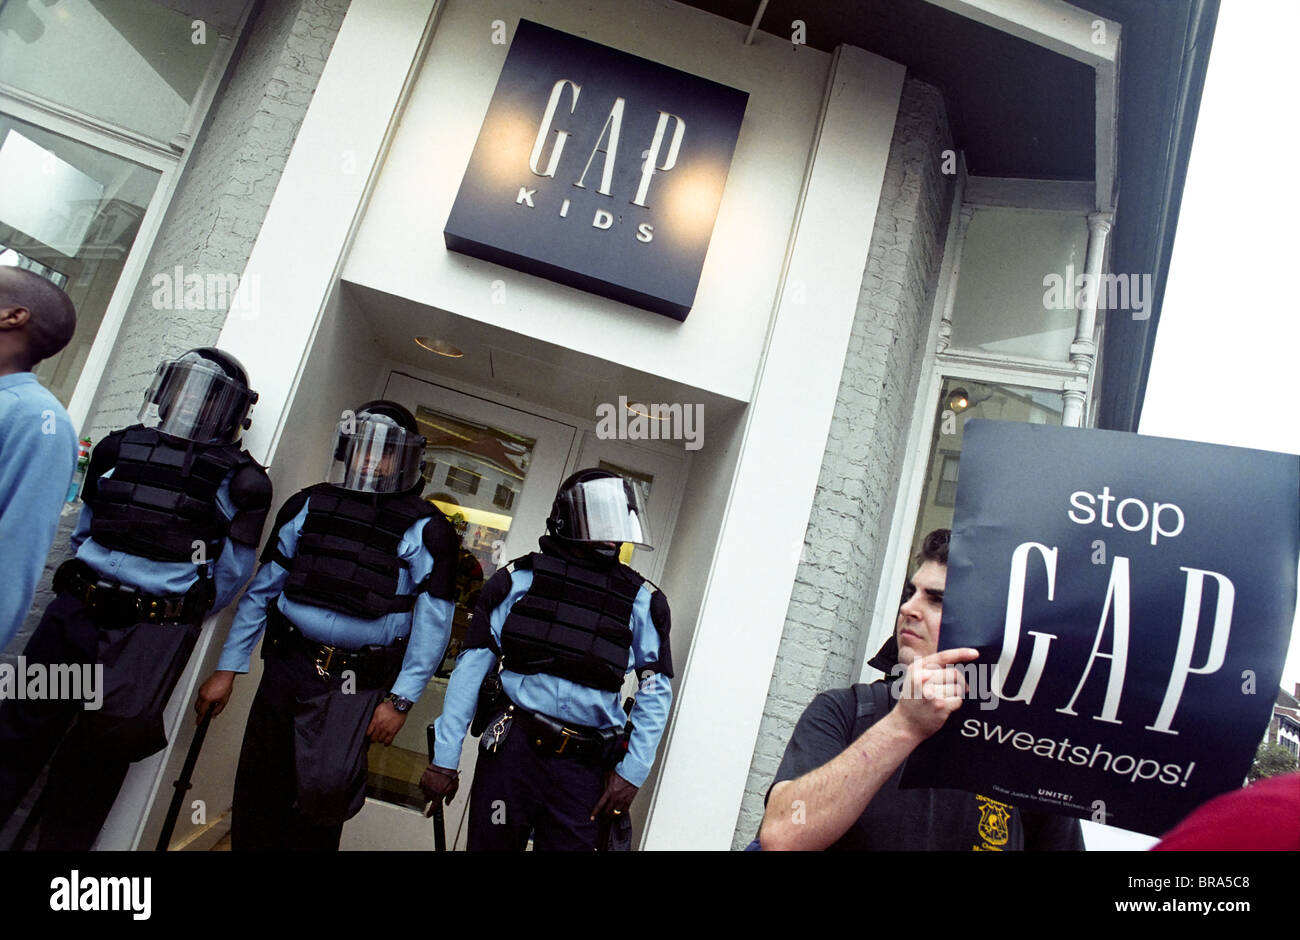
[415,336,464,358]
[623,399,672,421]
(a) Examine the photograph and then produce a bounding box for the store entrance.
[341,373,575,849]
[342,372,686,850]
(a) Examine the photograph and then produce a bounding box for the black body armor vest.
[499,552,645,692]
[282,484,440,618]
[86,426,251,563]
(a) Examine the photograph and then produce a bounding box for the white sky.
[1137,0,1300,697]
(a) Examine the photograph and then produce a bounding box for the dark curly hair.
[916,528,949,566]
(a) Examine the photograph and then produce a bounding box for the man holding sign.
[901,421,1299,837]
[759,529,1084,851]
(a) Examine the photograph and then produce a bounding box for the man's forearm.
[615,673,672,787]
[760,709,924,851]
[215,560,288,672]
[431,646,495,769]
[390,595,454,703]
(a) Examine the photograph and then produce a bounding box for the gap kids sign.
[901,420,1299,836]
[443,19,749,321]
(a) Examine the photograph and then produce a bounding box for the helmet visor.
[138,359,254,444]
[326,413,425,493]
[554,475,653,550]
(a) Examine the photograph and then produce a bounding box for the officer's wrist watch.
[384,693,414,714]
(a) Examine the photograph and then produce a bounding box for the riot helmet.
[546,469,653,551]
[326,400,426,494]
[139,347,258,444]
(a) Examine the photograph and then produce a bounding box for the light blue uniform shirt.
[433,566,672,788]
[0,372,76,651]
[217,499,454,703]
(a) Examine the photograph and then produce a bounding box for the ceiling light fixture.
[415,336,464,358]
[623,399,673,421]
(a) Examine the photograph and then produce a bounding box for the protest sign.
[901,420,1299,836]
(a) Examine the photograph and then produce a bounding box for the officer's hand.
[195,670,236,724]
[891,647,978,741]
[420,765,459,812]
[590,770,638,820]
[367,701,407,746]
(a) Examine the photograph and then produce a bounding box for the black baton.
[427,723,446,852]
[156,706,214,851]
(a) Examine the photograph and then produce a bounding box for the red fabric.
[1153,773,1300,851]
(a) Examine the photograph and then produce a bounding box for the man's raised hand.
[893,647,979,740]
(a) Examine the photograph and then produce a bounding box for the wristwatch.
[384,693,414,714]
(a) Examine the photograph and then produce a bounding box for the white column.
[936,204,974,353]
[217,0,442,465]
[1062,211,1112,427]
[642,45,905,850]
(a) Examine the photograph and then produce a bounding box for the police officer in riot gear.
[421,468,673,851]
[197,400,460,850]
[0,347,271,850]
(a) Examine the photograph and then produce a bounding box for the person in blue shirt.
[0,347,271,850]
[0,265,78,652]
[196,400,460,851]
[420,468,673,851]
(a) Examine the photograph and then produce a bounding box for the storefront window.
[0,113,160,406]
[908,377,1063,560]
[949,208,1089,362]
[0,0,220,143]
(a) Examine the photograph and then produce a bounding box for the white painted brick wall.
[732,78,956,848]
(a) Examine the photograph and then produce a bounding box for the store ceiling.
[680,0,1215,433]
[343,281,746,421]
[678,0,1098,181]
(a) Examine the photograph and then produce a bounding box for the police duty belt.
[508,702,624,765]
[53,559,211,625]
[265,601,406,686]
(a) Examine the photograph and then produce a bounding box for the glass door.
[343,373,577,850]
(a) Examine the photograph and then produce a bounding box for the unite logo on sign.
[444,20,749,321]
[519,77,685,244]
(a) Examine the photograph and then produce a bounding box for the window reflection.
[909,378,1063,561]
[0,115,160,406]
[949,208,1088,362]
[0,0,220,143]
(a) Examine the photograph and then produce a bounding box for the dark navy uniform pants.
[0,595,199,850]
[231,646,383,851]
[467,718,607,851]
